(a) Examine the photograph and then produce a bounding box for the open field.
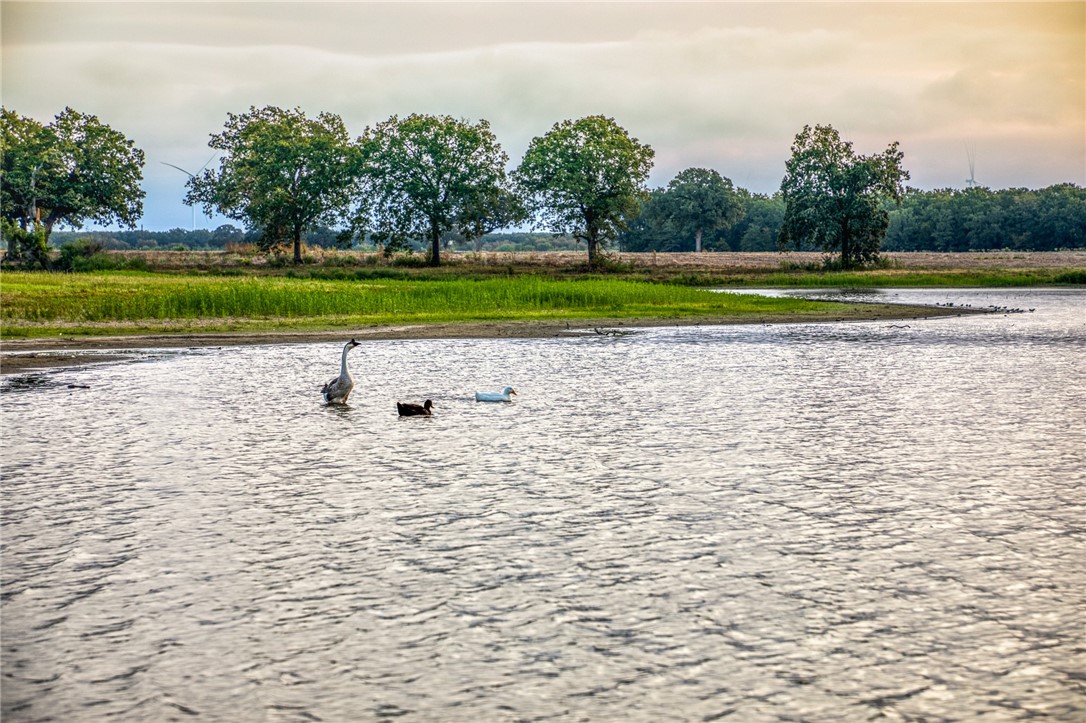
[74,248,1085,286]
[470,250,1086,270]
[96,248,1086,269]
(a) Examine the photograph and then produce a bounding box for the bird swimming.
[475,386,517,402]
[321,339,360,404]
[397,400,433,416]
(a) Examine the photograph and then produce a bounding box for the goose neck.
[340,345,352,378]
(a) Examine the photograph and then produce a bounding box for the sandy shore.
[1,302,975,375]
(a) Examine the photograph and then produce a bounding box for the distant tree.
[728,191,786,252]
[354,114,517,266]
[884,184,1086,252]
[1,107,145,262]
[458,186,528,252]
[516,115,654,266]
[1032,184,1086,250]
[186,106,355,264]
[618,188,676,252]
[210,224,245,247]
[652,168,744,252]
[779,124,908,267]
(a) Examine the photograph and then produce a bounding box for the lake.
[2,288,1084,721]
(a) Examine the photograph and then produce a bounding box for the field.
[78,248,1086,286]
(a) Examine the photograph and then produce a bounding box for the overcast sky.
[3,1,1084,232]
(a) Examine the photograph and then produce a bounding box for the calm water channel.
[2,288,1084,721]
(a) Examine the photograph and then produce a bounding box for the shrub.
[1,219,50,269]
[1054,270,1086,284]
[391,253,428,268]
[56,238,105,272]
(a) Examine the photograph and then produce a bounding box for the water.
[2,288,1084,721]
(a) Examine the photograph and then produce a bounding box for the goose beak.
[511,389,517,395]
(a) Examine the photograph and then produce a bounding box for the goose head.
[503,387,517,396]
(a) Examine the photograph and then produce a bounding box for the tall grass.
[1,271,832,330]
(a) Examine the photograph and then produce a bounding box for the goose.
[397,399,433,416]
[321,339,360,404]
[475,386,517,403]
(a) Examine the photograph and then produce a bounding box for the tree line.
[38,183,1086,258]
[4,106,1083,271]
[624,184,1086,254]
[46,226,586,254]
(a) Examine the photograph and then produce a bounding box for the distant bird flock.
[322,339,517,416]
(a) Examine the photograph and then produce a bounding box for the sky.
[2,1,1084,232]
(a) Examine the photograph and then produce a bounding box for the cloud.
[3,1,1082,229]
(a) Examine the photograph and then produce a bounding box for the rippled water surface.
[3,288,1085,721]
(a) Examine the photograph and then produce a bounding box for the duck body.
[397,399,433,416]
[322,339,360,404]
[475,386,517,403]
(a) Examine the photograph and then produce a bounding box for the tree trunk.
[429,223,441,267]
[293,226,303,264]
[42,209,62,245]
[586,234,599,266]
[840,220,852,268]
[695,228,703,253]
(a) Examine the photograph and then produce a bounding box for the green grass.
[1,271,845,337]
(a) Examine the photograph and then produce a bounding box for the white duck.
[475,386,517,403]
[321,339,360,404]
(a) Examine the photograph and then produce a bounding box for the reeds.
[1,272,824,327]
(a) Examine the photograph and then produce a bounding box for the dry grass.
[99,248,1086,272]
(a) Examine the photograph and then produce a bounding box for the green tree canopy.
[653,167,744,252]
[779,124,908,267]
[186,106,355,264]
[1,106,145,247]
[884,184,1086,252]
[729,190,786,252]
[354,114,518,266]
[515,115,654,265]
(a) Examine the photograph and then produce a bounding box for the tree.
[618,189,677,252]
[728,191,786,252]
[187,106,355,264]
[354,114,518,266]
[653,168,744,252]
[883,184,1086,252]
[516,115,654,265]
[1,107,145,256]
[779,124,908,267]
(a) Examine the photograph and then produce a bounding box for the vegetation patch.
[1,271,847,338]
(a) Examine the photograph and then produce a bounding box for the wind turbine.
[965,143,977,189]
[161,153,217,231]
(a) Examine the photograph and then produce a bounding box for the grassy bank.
[1,271,857,339]
[5,250,1080,341]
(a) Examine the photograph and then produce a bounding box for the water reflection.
[2,289,1084,721]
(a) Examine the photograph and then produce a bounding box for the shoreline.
[1,302,974,375]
